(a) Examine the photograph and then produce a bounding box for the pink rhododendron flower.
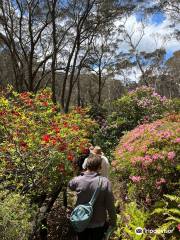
[118,149,123,155]
[175,138,180,143]
[152,153,160,160]
[159,130,172,139]
[129,176,142,183]
[177,223,180,232]
[126,145,134,152]
[155,178,166,189]
[142,155,153,166]
[141,145,147,152]
[152,153,164,161]
[167,151,176,160]
[131,156,144,165]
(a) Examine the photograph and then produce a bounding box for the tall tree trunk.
[77,77,81,106]
[50,0,58,104]
[98,66,102,104]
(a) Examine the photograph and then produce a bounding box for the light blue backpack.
[70,176,102,232]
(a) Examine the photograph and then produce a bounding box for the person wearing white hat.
[82,146,110,178]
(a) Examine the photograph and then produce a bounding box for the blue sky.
[150,12,166,25]
[135,11,166,25]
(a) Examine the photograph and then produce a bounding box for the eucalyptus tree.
[55,0,122,112]
[0,0,55,92]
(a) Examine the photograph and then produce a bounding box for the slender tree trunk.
[61,37,77,111]
[64,35,80,112]
[98,65,102,104]
[50,0,58,104]
[77,77,81,106]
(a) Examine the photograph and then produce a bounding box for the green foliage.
[171,98,180,113]
[108,86,174,133]
[151,194,180,238]
[0,191,36,240]
[112,202,150,240]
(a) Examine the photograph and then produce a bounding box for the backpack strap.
[89,176,102,206]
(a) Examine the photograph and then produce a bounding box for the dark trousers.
[77,225,107,240]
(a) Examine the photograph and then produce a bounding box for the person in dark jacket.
[68,155,116,240]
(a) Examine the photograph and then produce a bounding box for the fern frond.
[151,208,167,215]
[164,195,180,203]
[166,216,180,222]
[168,208,180,216]
[155,221,175,233]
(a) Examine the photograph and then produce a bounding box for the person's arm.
[105,180,117,227]
[68,178,77,191]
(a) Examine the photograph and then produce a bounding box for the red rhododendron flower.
[20,92,29,98]
[63,122,68,127]
[11,110,20,116]
[20,141,27,148]
[129,176,142,183]
[0,110,7,116]
[79,145,89,154]
[72,125,79,131]
[42,101,48,107]
[57,164,65,173]
[75,107,82,113]
[58,143,67,151]
[53,127,60,133]
[56,137,63,143]
[25,99,33,106]
[67,153,74,161]
[51,137,57,145]
[42,134,51,142]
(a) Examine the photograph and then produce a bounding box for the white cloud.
[115,14,180,54]
[114,13,180,82]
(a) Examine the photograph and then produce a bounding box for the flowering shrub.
[113,114,180,205]
[0,88,96,197]
[109,86,174,132]
[94,86,177,158]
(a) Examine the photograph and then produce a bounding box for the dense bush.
[0,87,97,238]
[113,114,180,205]
[108,86,174,131]
[0,88,96,196]
[93,86,178,158]
[0,191,36,240]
